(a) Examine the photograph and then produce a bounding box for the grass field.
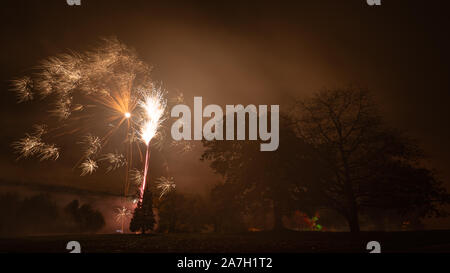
[1,230,450,253]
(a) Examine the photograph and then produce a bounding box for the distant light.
[124,112,131,118]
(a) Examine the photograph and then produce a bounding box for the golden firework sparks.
[11,38,171,207]
[80,158,98,176]
[155,176,176,199]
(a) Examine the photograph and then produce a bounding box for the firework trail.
[138,90,167,199]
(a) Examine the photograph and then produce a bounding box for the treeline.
[199,87,450,232]
[0,193,105,236]
[133,87,449,234]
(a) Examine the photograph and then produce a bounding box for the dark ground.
[1,230,450,253]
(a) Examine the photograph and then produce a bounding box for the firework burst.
[155,176,176,199]
[80,159,98,176]
[38,144,60,161]
[12,134,44,159]
[12,124,60,161]
[79,134,102,158]
[100,152,127,173]
[130,168,144,187]
[12,38,179,215]
[11,76,34,103]
[115,206,132,233]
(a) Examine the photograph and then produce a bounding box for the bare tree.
[291,87,448,232]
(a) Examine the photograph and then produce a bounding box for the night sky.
[1,0,450,228]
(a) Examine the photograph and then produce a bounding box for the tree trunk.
[341,151,360,233]
[346,197,360,233]
[347,211,360,233]
[272,200,285,231]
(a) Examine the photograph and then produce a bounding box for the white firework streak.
[80,158,98,176]
[138,87,167,145]
[137,87,167,199]
[155,176,176,199]
[72,104,84,112]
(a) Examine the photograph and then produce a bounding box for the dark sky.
[1,0,450,227]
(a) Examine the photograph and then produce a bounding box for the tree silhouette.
[0,194,106,236]
[0,193,21,235]
[63,199,105,233]
[130,189,155,234]
[202,113,317,231]
[201,87,449,233]
[158,192,212,233]
[209,183,247,232]
[18,194,59,234]
[291,87,449,232]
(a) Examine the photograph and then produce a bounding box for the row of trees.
[127,87,449,233]
[201,87,450,232]
[0,193,105,236]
